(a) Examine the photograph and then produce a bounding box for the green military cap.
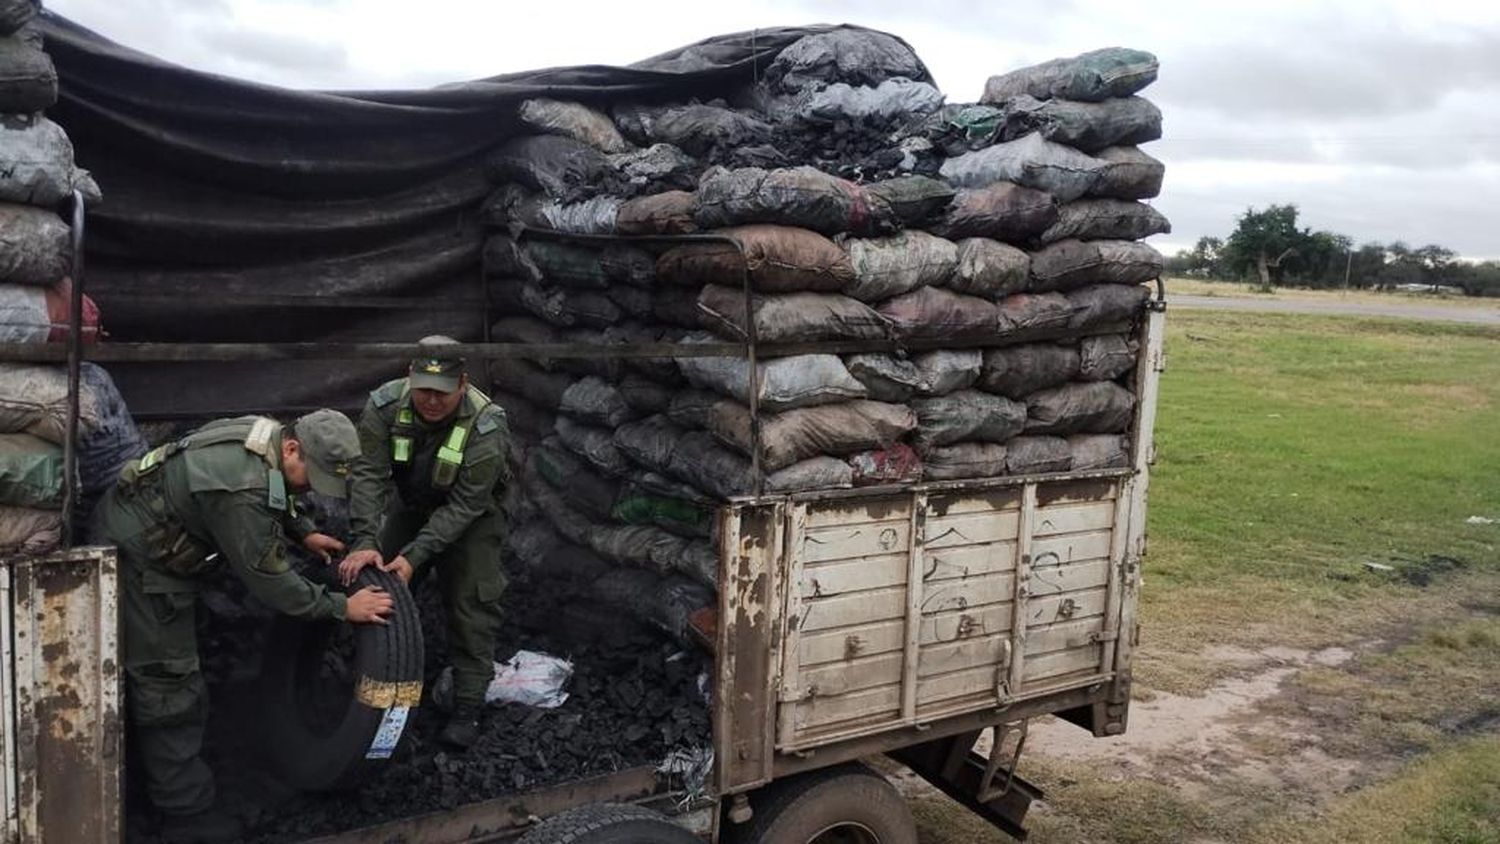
[292,409,360,498]
[409,335,465,393]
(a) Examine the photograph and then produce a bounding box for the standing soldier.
[101,409,394,843]
[339,336,510,749]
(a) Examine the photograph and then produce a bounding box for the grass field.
[1164,276,1500,312]
[910,310,1500,843]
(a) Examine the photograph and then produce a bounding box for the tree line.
[1165,204,1500,297]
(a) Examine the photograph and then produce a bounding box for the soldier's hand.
[379,555,414,585]
[338,548,382,586]
[346,586,394,625]
[302,532,346,564]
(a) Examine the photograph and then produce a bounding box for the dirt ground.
[888,568,1500,843]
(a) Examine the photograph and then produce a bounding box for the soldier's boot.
[160,805,243,844]
[439,702,482,749]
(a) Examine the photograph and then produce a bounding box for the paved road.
[1168,294,1500,325]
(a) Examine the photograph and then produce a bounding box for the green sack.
[0,432,63,508]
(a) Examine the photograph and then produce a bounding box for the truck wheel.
[259,566,424,791]
[726,763,917,844]
[515,803,701,844]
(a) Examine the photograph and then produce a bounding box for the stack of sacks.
[0,2,144,551]
[1,0,102,345]
[0,363,147,552]
[481,35,1167,611]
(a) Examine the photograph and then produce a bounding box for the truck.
[2,16,1168,844]
[0,267,1164,843]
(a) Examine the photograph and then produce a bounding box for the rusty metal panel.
[714,501,784,795]
[4,546,121,844]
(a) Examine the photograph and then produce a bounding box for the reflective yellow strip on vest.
[435,423,470,467]
[397,407,414,424]
[392,437,413,463]
[138,445,169,472]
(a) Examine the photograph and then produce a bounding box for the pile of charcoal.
[481,32,1170,638]
[123,566,712,843]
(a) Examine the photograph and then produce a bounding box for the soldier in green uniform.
[102,408,394,843]
[339,336,510,749]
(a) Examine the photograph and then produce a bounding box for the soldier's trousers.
[110,490,216,815]
[379,507,506,708]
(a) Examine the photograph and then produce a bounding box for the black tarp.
[38,13,923,419]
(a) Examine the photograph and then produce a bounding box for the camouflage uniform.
[102,413,356,816]
[348,375,510,710]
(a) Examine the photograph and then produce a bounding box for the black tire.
[515,803,701,844]
[724,763,917,844]
[260,566,423,791]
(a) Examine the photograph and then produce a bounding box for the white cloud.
[43,0,1500,257]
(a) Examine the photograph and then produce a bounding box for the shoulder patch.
[475,404,508,435]
[371,379,406,408]
[183,445,267,494]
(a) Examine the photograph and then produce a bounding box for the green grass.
[1253,735,1500,844]
[909,310,1500,843]
[1141,312,1500,675]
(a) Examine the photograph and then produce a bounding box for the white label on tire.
[365,706,410,760]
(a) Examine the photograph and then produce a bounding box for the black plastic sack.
[979,343,1080,398]
[559,376,636,428]
[554,416,632,477]
[1030,240,1163,292]
[0,203,69,285]
[617,373,675,416]
[486,135,608,201]
[931,182,1057,243]
[1025,381,1136,435]
[614,103,771,158]
[939,133,1106,202]
[912,349,982,396]
[1078,333,1138,381]
[863,175,955,227]
[609,143,702,197]
[677,338,867,410]
[0,25,55,112]
[1067,284,1151,330]
[1089,146,1165,200]
[1068,433,1130,470]
[982,47,1159,103]
[920,442,1007,481]
[708,398,916,471]
[949,238,1030,299]
[657,224,854,294]
[1004,435,1072,475]
[494,394,555,447]
[0,0,38,35]
[695,165,898,237]
[72,364,148,535]
[878,286,996,341]
[698,284,890,344]
[912,390,1026,447]
[1038,199,1171,244]
[994,95,1163,153]
[0,113,101,207]
[614,415,684,476]
[996,292,1076,334]
[842,230,957,302]
[767,29,928,91]
[485,236,655,289]
[845,353,926,402]
[518,98,631,153]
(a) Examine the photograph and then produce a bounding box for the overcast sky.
[46,0,1500,259]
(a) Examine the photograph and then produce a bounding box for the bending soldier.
[102,409,393,843]
[339,336,511,749]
